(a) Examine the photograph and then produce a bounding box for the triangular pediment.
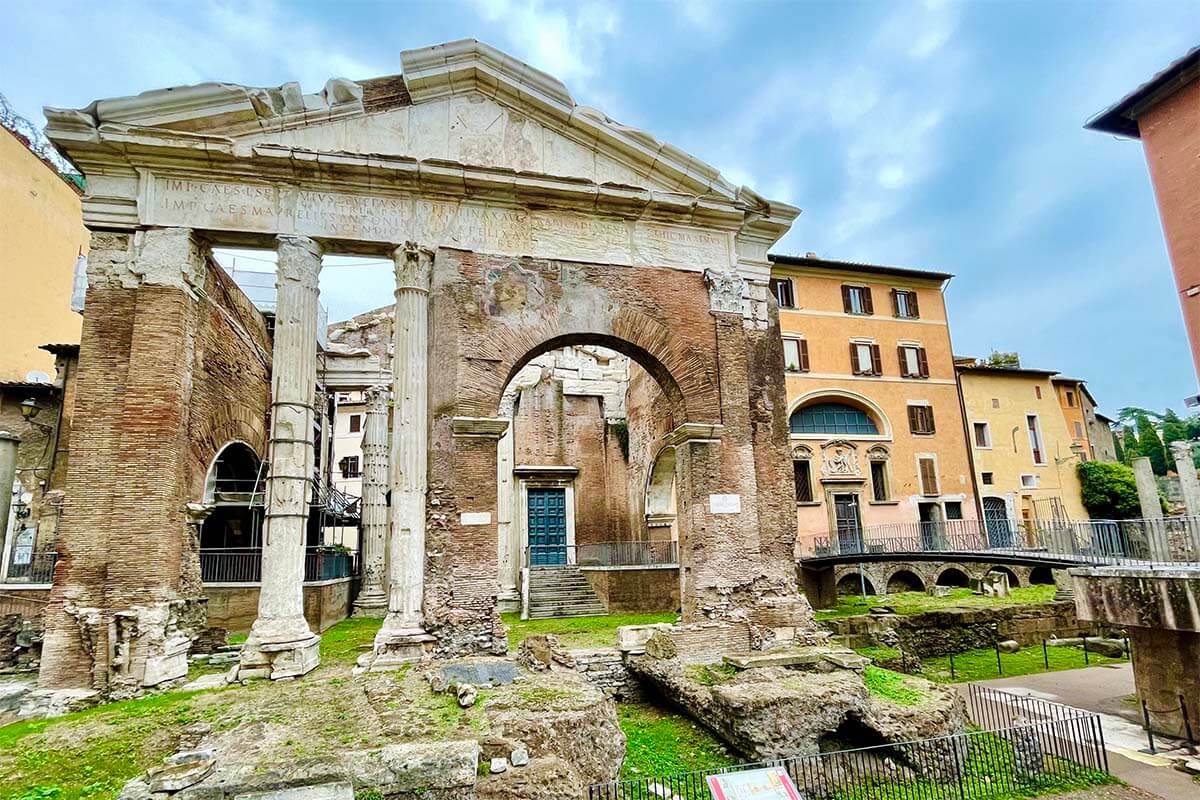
[44,39,743,200]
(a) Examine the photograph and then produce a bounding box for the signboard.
[459,512,492,526]
[707,767,804,800]
[709,494,742,514]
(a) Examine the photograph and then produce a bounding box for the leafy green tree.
[1136,414,1168,475]
[1162,409,1188,448]
[1077,461,1143,519]
[1121,427,1140,465]
[1185,413,1200,441]
[985,351,1020,368]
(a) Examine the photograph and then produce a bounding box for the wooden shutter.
[897,346,909,377]
[869,344,882,375]
[799,338,810,372]
[917,347,929,378]
[849,342,861,374]
[907,406,919,433]
[890,289,900,317]
[908,291,920,319]
[862,287,874,315]
[841,285,853,314]
[919,458,939,495]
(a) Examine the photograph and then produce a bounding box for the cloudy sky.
[3,0,1197,413]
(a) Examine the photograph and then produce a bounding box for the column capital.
[703,268,745,314]
[365,384,390,412]
[393,241,433,293]
[276,235,323,289]
[664,422,725,446]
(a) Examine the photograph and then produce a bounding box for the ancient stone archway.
[885,568,925,594]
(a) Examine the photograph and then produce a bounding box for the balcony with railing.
[199,547,361,584]
[1,551,58,585]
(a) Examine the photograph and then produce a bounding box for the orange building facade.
[769,255,979,558]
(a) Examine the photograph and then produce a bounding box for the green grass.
[617,703,734,780]
[916,645,1126,684]
[318,618,382,664]
[862,666,928,706]
[501,612,676,650]
[686,662,738,686]
[815,586,1059,620]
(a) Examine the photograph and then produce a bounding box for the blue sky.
[3,0,1198,414]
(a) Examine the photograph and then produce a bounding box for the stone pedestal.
[370,243,435,667]
[1132,457,1170,561]
[237,235,323,680]
[353,386,390,617]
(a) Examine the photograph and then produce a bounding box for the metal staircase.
[526,566,607,619]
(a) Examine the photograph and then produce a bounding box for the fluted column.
[372,242,435,664]
[353,386,390,616]
[238,235,322,680]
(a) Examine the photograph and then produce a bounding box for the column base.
[235,633,321,681]
[352,590,388,618]
[356,620,435,671]
[497,589,520,614]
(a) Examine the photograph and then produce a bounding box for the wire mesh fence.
[590,691,1108,800]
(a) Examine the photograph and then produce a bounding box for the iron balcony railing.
[589,694,1107,800]
[1,551,58,584]
[525,540,679,568]
[199,547,361,583]
[802,515,1200,566]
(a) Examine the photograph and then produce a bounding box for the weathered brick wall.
[583,566,679,613]
[39,231,272,692]
[205,579,357,634]
[625,363,675,539]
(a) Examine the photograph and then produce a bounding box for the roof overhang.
[1085,46,1200,138]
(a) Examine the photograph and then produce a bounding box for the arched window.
[791,403,879,435]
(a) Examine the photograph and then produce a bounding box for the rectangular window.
[991,398,1000,409]
[908,404,936,435]
[1066,390,1075,407]
[770,278,796,308]
[842,285,874,315]
[1035,385,1042,399]
[1026,414,1045,464]
[851,342,882,376]
[349,414,362,433]
[340,455,360,479]
[918,457,939,496]
[892,289,920,319]
[982,471,994,485]
[870,460,889,502]
[1020,473,1038,489]
[783,337,809,372]
[1074,421,1084,438]
[794,459,813,502]
[973,421,991,448]
[944,501,963,520]
[898,345,929,378]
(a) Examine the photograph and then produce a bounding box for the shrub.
[1077,461,1141,519]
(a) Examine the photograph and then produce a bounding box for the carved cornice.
[451,416,511,439]
[663,422,725,446]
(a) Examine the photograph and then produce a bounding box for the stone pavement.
[966,664,1198,800]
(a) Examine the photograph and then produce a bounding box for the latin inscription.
[148,175,731,269]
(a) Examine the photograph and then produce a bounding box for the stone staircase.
[526,566,607,619]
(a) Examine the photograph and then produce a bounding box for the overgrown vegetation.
[318,617,383,664]
[617,702,734,780]
[862,666,928,706]
[686,662,738,686]
[911,645,1125,684]
[815,586,1058,620]
[501,611,676,650]
[1077,461,1153,519]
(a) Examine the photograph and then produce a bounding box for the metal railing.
[589,704,1108,799]
[526,540,679,568]
[199,547,360,583]
[802,515,1200,566]
[2,551,58,584]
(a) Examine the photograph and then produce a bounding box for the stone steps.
[527,566,607,619]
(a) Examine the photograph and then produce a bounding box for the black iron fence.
[590,692,1107,800]
[804,515,1200,566]
[199,547,360,583]
[2,551,58,584]
[526,540,679,568]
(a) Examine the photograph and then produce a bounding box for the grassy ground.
[815,585,1059,620]
[500,612,676,650]
[858,643,1126,684]
[862,666,929,706]
[616,702,734,780]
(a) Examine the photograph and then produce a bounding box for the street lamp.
[19,398,41,420]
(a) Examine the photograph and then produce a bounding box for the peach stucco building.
[768,254,978,557]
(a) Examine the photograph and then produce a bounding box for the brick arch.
[189,404,268,500]
[884,567,926,593]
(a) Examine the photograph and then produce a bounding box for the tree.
[1112,429,1125,463]
[985,351,1020,368]
[1162,409,1189,461]
[1116,406,1164,427]
[1136,414,1168,476]
[1121,427,1140,465]
[1077,461,1142,519]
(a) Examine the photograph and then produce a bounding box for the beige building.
[957,363,1088,526]
[0,126,88,383]
[769,254,978,556]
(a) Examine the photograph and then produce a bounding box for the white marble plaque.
[144,173,732,271]
[709,494,741,514]
[460,512,492,526]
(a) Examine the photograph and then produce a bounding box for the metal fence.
[2,551,58,584]
[199,547,360,583]
[804,515,1200,566]
[589,701,1107,800]
[526,540,679,568]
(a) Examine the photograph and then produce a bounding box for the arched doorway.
[986,566,1019,588]
[200,442,263,582]
[982,497,1013,548]
[1029,566,1055,585]
[886,569,925,594]
[644,445,678,548]
[935,567,970,588]
[837,573,876,596]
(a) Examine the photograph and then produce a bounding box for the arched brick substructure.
[885,568,925,594]
[986,565,1021,588]
[935,566,971,587]
[818,560,1038,605]
[425,248,811,654]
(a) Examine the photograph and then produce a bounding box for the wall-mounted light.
[19,398,42,420]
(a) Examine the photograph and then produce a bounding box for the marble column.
[1170,442,1200,559]
[1132,456,1170,562]
[238,235,323,680]
[495,419,519,611]
[353,386,389,616]
[0,432,20,581]
[372,242,435,664]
